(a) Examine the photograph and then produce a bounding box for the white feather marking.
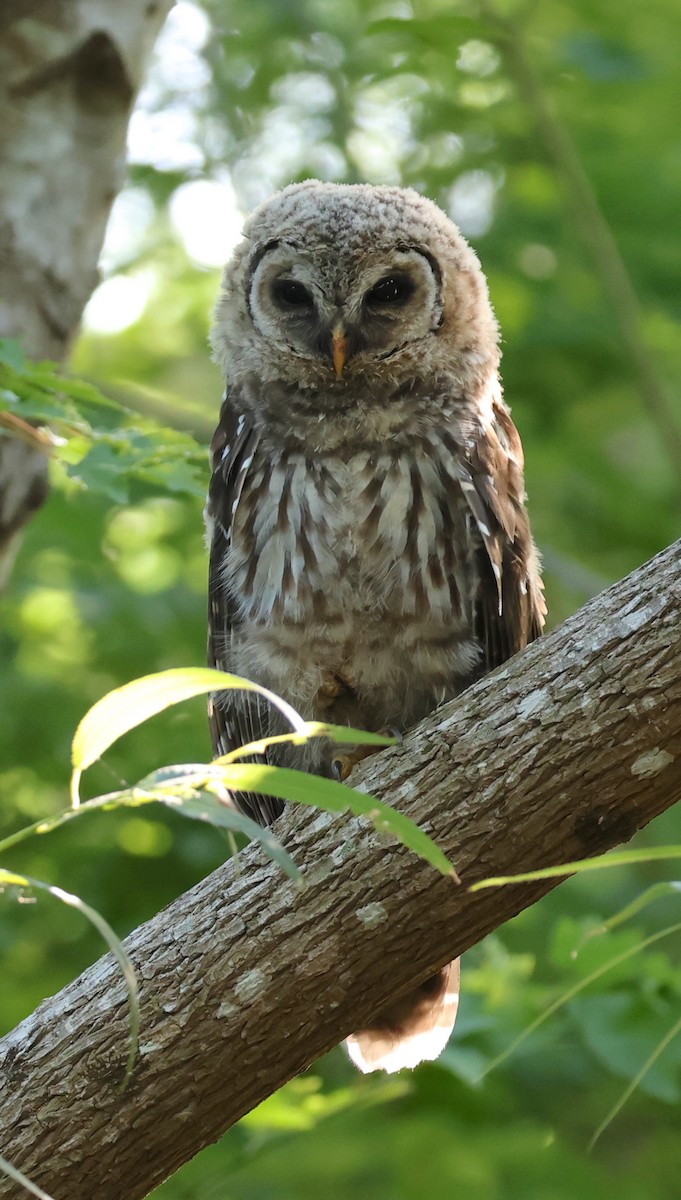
[304,477,326,527]
[377,463,410,555]
[251,538,287,617]
[287,458,310,532]
[253,466,285,542]
[345,990,459,1075]
[491,560,503,615]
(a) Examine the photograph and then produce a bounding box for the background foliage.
[1,0,680,1196]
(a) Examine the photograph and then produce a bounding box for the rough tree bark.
[0,539,679,1200]
[0,0,174,588]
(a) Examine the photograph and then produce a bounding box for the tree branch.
[1,541,679,1200]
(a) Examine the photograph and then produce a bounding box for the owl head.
[212,181,500,426]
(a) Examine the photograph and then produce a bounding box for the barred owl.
[206,181,545,1073]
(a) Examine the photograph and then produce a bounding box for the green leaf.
[217,722,395,763]
[133,451,205,498]
[52,748,451,881]
[212,762,455,877]
[133,764,302,880]
[0,869,139,1089]
[0,350,208,502]
[301,722,396,747]
[242,1077,355,1133]
[53,373,121,411]
[470,846,681,889]
[136,755,451,877]
[0,869,30,886]
[0,338,27,371]
[69,441,131,503]
[70,668,307,803]
[0,779,300,881]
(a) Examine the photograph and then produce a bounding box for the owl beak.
[331,323,348,378]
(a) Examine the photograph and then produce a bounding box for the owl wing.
[347,398,543,1075]
[206,393,284,825]
[458,394,546,671]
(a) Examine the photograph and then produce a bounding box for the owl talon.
[332,755,353,782]
[331,737,393,782]
[316,669,359,710]
[317,676,345,709]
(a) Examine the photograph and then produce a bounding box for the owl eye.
[366,274,414,306]
[272,279,314,308]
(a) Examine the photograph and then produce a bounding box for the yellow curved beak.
[332,324,348,379]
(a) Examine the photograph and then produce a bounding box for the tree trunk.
[0,0,174,587]
[0,539,679,1200]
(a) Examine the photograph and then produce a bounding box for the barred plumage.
[206,181,545,1072]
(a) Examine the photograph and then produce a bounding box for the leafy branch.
[0,339,207,504]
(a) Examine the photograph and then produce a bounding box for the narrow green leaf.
[218,722,395,764]
[0,870,139,1089]
[213,762,455,877]
[0,778,300,881]
[133,765,301,880]
[69,442,131,503]
[304,722,397,747]
[470,846,681,890]
[131,758,451,876]
[71,668,307,787]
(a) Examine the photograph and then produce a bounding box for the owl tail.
[345,958,460,1074]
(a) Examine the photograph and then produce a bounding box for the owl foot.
[331,727,402,782]
[331,748,372,781]
[317,674,345,708]
[316,669,359,710]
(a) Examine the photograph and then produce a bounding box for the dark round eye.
[366,274,414,306]
[272,279,314,308]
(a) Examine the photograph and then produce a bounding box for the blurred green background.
[2,0,681,1196]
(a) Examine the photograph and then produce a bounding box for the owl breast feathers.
[205,180,545,1073]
